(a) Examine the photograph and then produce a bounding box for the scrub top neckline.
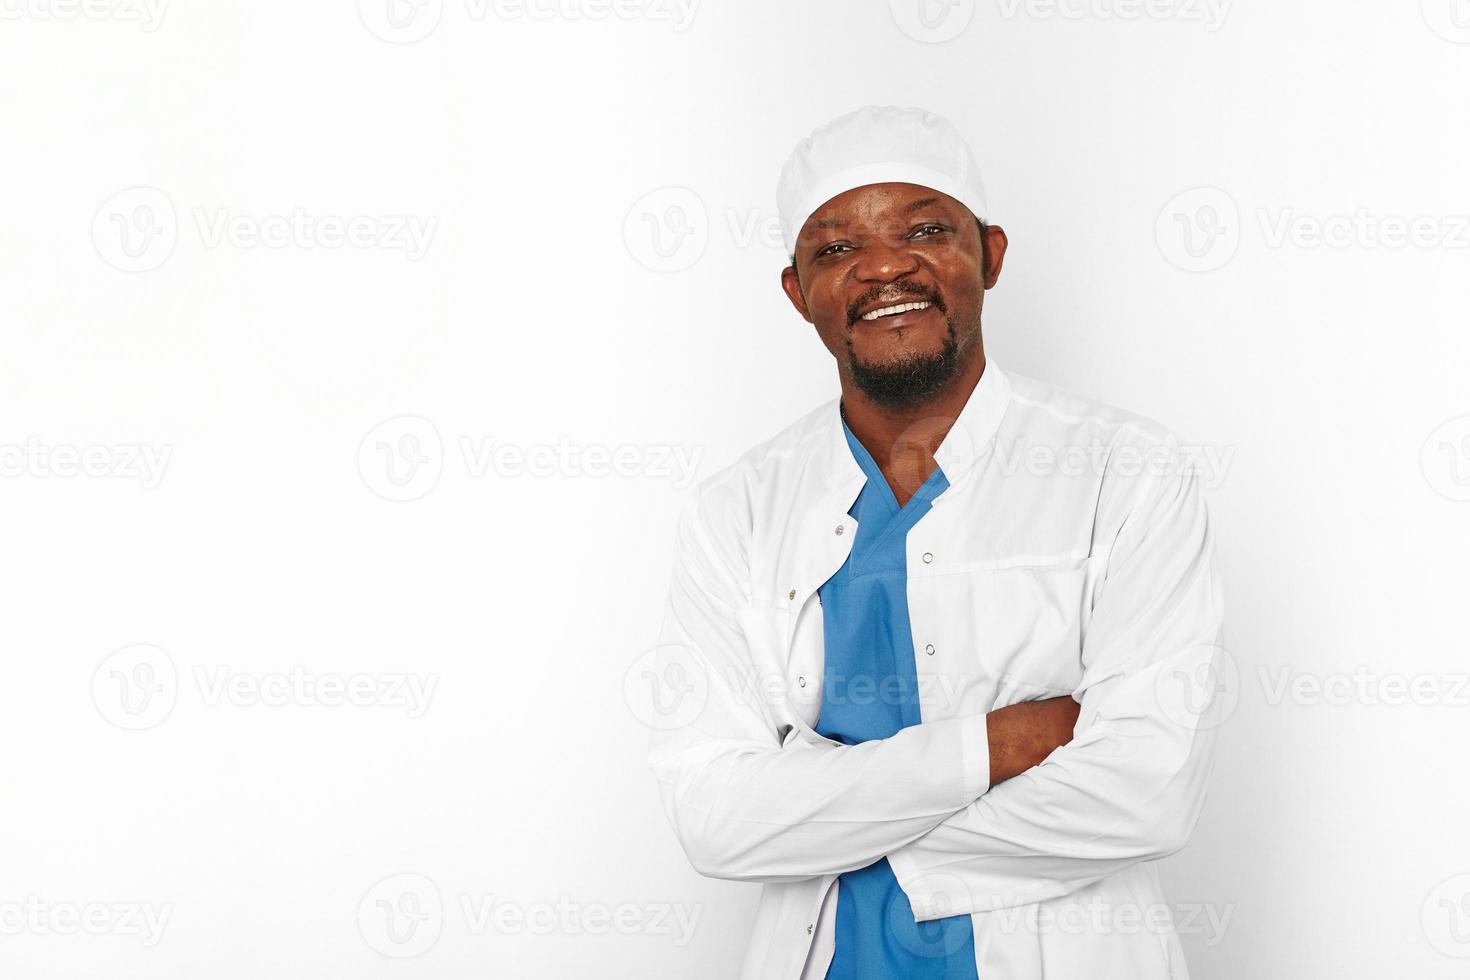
[839,412,949,518]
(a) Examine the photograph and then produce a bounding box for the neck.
[840,345,986,504]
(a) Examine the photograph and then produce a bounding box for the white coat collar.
[814,355,1013,494]
[776,357,1013,611]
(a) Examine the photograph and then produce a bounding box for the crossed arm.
[985,694,1082,786]
[647,458,1225,913]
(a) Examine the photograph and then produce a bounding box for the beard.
[846,317,964,412]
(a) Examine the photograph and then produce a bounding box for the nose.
[854,237,919,282]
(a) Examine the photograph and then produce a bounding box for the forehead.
[803,182,970,232]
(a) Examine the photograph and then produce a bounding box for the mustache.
[848,287,946,325]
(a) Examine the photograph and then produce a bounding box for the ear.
[780,264,813,323]
[981,225,1009,289]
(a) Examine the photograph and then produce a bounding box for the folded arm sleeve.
[888,452,1227,919]
[645,487,990,885]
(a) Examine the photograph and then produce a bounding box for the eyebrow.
[807,197,946,232]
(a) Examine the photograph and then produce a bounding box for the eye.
[911,223,949,238]
[814,242,854,258]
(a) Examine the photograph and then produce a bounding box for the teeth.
[862,301,931,320]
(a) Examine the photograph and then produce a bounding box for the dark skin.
[780,181,1078,785]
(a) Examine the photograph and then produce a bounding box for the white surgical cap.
[776,104,989,260]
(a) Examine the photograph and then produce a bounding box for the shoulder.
[995,365,1211,524]
[999,366,1186,453]
[673,398,837,558]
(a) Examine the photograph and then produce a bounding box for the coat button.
[788,589,796,600]
[925,643,936,656]
[797,676,807,688]
[835,525,845,536]
[806,923,814,935]
[922,552,934,564]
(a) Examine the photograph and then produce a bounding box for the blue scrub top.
[815,413,979,980]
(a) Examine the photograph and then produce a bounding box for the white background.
[2,0,1468,977]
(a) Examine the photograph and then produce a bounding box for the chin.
[846,315,965,408]
[853,329,948,366]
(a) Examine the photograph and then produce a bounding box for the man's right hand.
[985,694,1081,786]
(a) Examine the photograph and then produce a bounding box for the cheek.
[945,259,987,308]
[808,285,851,334]
[812,320,849,359]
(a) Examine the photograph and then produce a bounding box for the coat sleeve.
[645,483,991,884]
[887,449,1227,919]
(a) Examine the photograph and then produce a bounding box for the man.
[647,105,1226,979]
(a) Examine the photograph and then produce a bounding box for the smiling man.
[648,105,1226,979]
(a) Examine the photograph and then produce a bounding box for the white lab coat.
[646,359,1227,979]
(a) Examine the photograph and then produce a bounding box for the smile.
[860,301,933,321]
